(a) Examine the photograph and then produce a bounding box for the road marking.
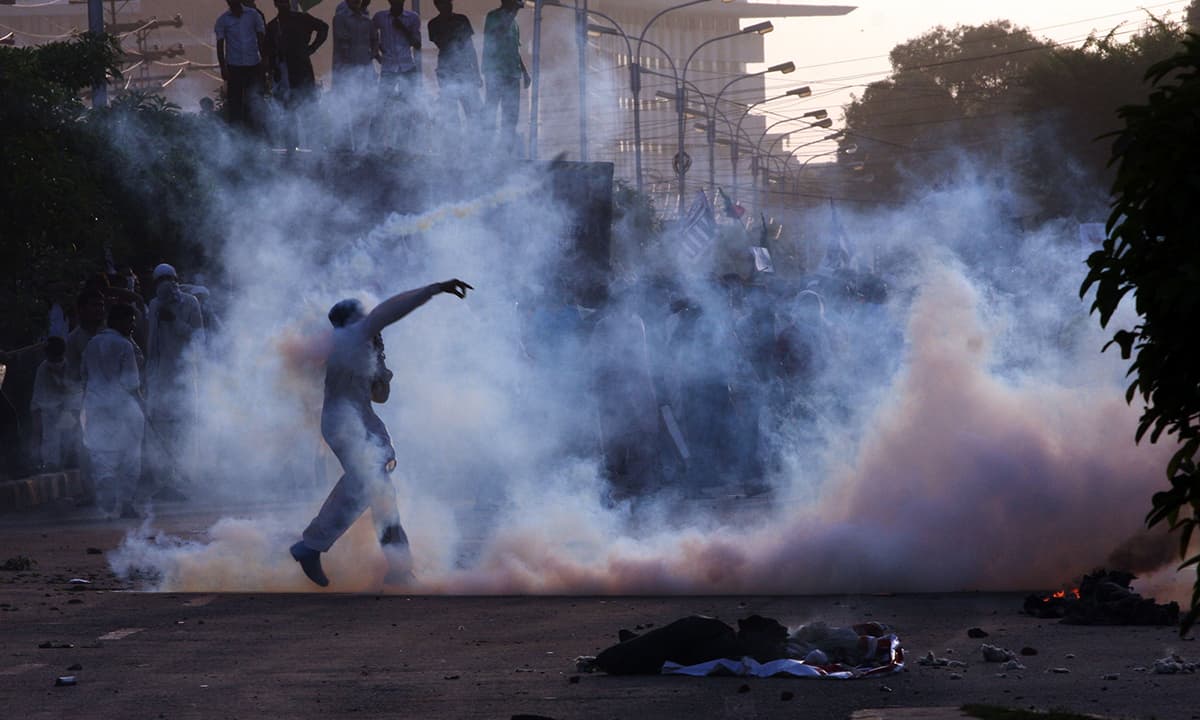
[98,627,144,641]
[0,663,46,676]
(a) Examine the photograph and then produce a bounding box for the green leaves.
[1091,33,1200,636]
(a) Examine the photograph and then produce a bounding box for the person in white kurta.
[289,278,473,588]
[145,264,205,488]
[31,337,77,471]
[81,305,145,519]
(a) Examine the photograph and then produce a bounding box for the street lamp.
[676,20,774,208]
[632,0,731,192]
[730,86,810,195]
[705,61,795,194]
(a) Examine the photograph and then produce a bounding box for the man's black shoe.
[289,541,329,587]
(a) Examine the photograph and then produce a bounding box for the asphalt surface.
[2,505,1199,720]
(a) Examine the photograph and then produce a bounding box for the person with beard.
[428,0,482,129]
[81,304,145,520]
[289,278,473,588]
[145,264,205,499]
[264,0,328,150]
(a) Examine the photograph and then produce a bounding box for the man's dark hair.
[328,299,365,328]
[107,303,137,327]
[44,336,66,360]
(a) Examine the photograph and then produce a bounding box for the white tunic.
[81,329,145,453]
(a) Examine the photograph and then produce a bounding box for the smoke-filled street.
[1,508,1196,720]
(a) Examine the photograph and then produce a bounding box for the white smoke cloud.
[96,36,1191,606]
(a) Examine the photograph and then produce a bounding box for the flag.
[826,199,855,269]
[750,246,774,273]
[678,190,716,261]
[716,187,745,220]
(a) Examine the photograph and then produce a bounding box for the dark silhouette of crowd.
[0,263,212,520]
[212,0,528,153]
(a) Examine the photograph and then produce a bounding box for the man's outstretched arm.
[363,279,473,338]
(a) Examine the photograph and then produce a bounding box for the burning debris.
[1023,569,1179,626]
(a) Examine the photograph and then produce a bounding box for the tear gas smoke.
[103,44,1188,601]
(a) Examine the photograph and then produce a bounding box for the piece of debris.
[918,652,966,668]
[574,656,597,673]
[967,628,989,639]
[1152,654,1198,674]
[1103,673,1120,680]
[54,676,77,687]
[880,684,893,693]
[1,556,35,572]
[981,644,1015,663]
[1048,667,1071,674]
[1065,653,1075,659]
[38,642,74,649]
[67,578,90,585]
[1002,659,1026,672]
[1024,569,1179,625]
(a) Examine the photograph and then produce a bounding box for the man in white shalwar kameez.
[81,304,145,519]
[289,278,472,588]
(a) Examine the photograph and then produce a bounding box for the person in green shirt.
[481,0,530,150]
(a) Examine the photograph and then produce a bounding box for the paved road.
[1,507,1198,720]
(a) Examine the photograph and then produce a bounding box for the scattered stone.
[1103,673,1120,680]
[67,664,82,671]
[1020,647,1038,656]
[1002,659,1026,672]
[880,685,893,693]
[1153,655,1198,674]
[54,676,77,687]
[67,578,90,585]
[981,644,1016,662]
[918,651,967,669]
[1065,653,1076,659]
[574,656,597,673]
[737,684,751,694]
[38,641,73,649]
[967,628,989,639]
[1,556,35,572]
[949,673,963,680]
[1049,667,1071,674]
[780,691,794,701]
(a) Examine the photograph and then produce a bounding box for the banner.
[678,190,716,261]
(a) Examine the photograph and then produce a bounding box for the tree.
[841,21,1049,198]
[1081,32,1200,635]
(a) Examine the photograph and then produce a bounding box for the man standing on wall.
[481,0,530,152]
[215,0,267,130]
[428,0,482,130]
[371,0,423,148]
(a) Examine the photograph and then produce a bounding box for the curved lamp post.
[705,61,795,194]
[676,20,773,208]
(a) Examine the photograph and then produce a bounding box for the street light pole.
[706,61,794,194]
[677,20,773,209]
[634,0,713,193]
[575,0,588,161]
[731,86,810,200]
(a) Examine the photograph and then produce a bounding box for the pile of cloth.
[583,615,903,679]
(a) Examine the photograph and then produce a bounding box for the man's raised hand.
[438,279,474,298]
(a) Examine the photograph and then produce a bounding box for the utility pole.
[88,0,107,107]
[575,0,588,161]
[528,0,544,160]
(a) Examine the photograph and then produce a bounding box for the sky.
[754,0,1195,151]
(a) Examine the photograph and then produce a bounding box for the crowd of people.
[214,0,531,151]
[1,264,211,520]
